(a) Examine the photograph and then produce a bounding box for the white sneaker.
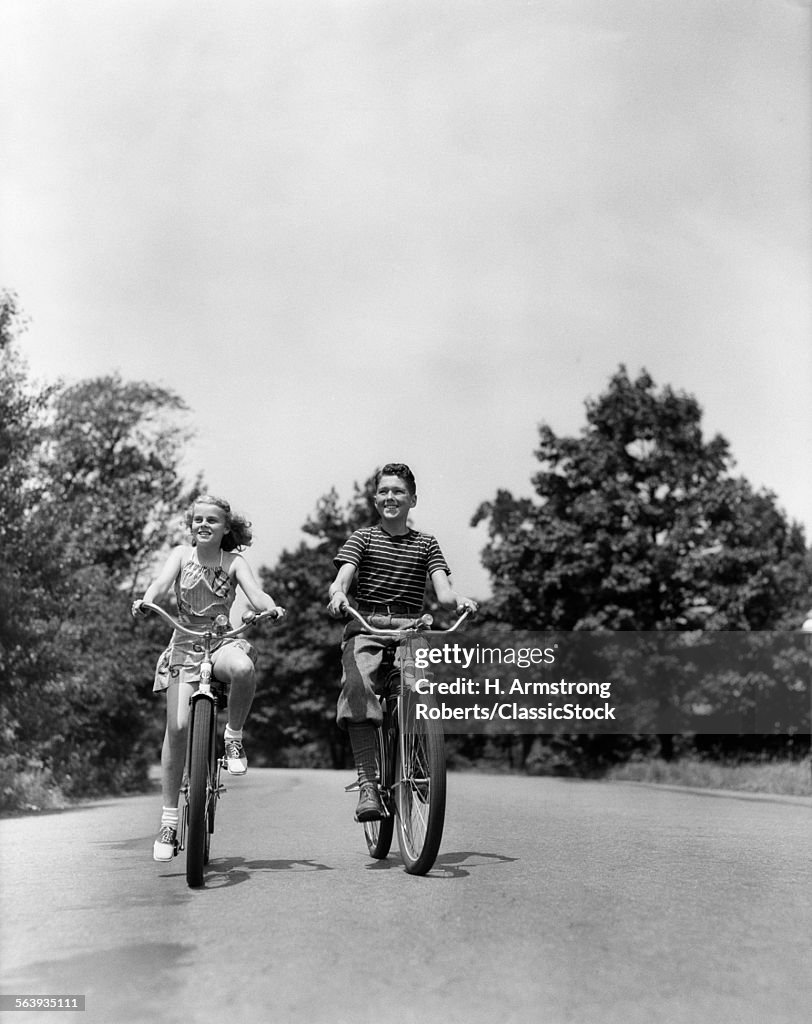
[224,737,248,775]
[153,825,177,862]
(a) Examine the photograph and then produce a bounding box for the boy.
[327,463,477,821]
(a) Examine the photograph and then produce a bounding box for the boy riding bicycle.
[327,463,477,822]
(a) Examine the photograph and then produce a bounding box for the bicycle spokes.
[397,734,431,832]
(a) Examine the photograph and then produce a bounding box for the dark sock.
[348,724,378,785]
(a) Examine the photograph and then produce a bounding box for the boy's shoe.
[355,782,383,822]
[153,826,177,862]
[224,737,248,775]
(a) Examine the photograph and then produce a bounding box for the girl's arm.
[132,546,186,615]
[327,563,356,616]
[232,554,284,616]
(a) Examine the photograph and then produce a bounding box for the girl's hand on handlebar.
[242,605,285,624]
[131,599,148,619]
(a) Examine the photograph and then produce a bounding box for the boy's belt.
[356,601,422,616]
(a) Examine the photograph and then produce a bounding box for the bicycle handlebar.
[138,601,279,640]
[344,605,472,637]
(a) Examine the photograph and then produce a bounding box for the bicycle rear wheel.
[363,716,395,859]
[394,690,446,875]
[186,696,215,888]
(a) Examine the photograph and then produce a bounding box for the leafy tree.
[0,293,56,634]
[38,374,193,583]
[0,311,197,806]
[473,367,812,762]
[0,293,66,802]
[473,367,810,631]
[1,293,42,529]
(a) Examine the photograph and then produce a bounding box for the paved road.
[1,769,810,1024]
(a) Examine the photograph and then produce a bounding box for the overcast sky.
[2,0,810,600]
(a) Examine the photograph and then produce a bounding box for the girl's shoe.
[224,737,248,775]
[153,825,177,862]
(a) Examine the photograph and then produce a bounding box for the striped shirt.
[334,525,451,610]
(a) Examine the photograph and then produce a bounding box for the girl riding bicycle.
[132,494,284,862]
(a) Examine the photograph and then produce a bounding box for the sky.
[2,0,810,601]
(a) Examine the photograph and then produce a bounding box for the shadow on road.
[184,850,516,886]
[364,849,518,879]
[199,856,335,887]
[429,850,519,878]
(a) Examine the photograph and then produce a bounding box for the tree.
[1,293,42,531]
[473,367,812,761]
[0,292,56,640]
[473,367,809,632]
[0,293,66,803]
[0,315,198,806]
[38,374,193,582]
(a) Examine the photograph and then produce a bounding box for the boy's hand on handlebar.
[327,593,349,618]
[457,598,478,617]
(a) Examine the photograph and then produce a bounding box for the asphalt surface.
[1,769,810,1024]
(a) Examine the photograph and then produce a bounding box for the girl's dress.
[152,547,256,691]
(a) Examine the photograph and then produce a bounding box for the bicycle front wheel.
[186,696,215,888]
[394,690,446,875]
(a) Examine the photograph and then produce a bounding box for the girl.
[132,495,284,862]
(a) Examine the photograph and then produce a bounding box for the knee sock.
[160,806,179,830]
[348,724,378,785]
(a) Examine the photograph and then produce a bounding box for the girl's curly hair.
[185,494,253,551]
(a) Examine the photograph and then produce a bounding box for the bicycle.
[342,605,472,875]
[139,601,278,888]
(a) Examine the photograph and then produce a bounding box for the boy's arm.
[327,563,356,617]
[430,569,478,615]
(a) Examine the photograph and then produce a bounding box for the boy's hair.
[185,494,253,551]
[375,463,417,497]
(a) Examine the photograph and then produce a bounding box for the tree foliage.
[0,299,195,807]
[472,367,812,763]
[473,367,810,632]
[40,374,192,581]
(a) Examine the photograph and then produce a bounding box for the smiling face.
[374,474,416,532]
[190,502,230,549]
